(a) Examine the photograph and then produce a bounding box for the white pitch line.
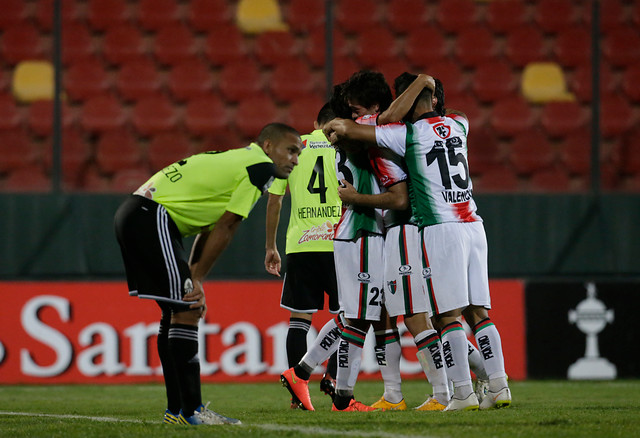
[0,411,438,438]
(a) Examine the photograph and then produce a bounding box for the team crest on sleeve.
[433,123,451,139]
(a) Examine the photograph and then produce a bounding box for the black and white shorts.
[280,252,340,314]
[114,194,193,310]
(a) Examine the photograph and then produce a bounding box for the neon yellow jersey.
[134,144,277,236]
[269,129,341,253]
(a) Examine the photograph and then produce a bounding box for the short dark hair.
[394,72,445,117]
[329,82,351,119]
[256,123,299,145]
[316,101,336,126]
[433,78,446,116]
[343,70,393,112]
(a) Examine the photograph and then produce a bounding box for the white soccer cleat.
[474,379,489,403]
[479,386,512,410]
[443,392,479,412]
[179,402,242,425]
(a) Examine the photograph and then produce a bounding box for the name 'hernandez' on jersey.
[375,113,482,228]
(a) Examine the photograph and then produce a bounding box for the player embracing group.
[273,70,512,413]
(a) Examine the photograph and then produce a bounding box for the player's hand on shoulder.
[337,179,358,205]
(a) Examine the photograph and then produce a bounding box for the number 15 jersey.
[375,112,482,228]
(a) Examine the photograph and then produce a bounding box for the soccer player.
[114,123,303,425]
[324,73,512,411]
[336,72,451,412]
[264,103,343,410]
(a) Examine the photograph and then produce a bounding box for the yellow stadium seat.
[236,0,288,34]
[521,62,575,104]
[12,60,55,102]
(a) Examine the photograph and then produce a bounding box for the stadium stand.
[115,58,164,102]
[386,0,427,35]
[509,130,555,176]
[285,0,325,34]
[472,60,518,103]
[184,96,229,137]
[131,95,180,137]
[454,25,498,69]
[236,0,288,33]
[61,24,95,66]
[35,0,82,31]
[254,31,301,67]
[521,62,575,104]
[435,0,478,35]
[153,24,199,67]
[354,28,398,69]
[505,26,548,69]
[540,101,589,139]
[136,0,181,32]
[64,58,112,102]
[168,60,215,102]
[533,0,577,35]
[12,61,54,103]
[335,0,381,36]
[87,0,131,32]
[187,0,234,32]
[80,94,128,133]
[234,95,280,139]
[404,28,448,70]
[0,94,23,131]
[102,25,147,66]
[42,129,91,183]
[27,100,76,137]
[553,26,591,69]
[489,97,536,138]
[95,129,144,174]
[147,132,193,171]
[269,60,318,104]
[0,129,39,173]
[204,24,250,66]
[0,24,47,65]
[485,0,527,34]
[3,165,51,192]
[218,60,264,103]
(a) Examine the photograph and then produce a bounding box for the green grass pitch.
[1,380,638,437]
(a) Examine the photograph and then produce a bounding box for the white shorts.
[334,234,384,321]
[383,224,430,317]
[420,221,491,315]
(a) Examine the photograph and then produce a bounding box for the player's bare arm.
[187,210,243,312]
[323,118,376,146]
[378,74,434,125]
[338,179,408,210]
[264,193,284,277]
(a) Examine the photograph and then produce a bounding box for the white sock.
[467,339,489,380]
[375,329,403,403]
[299,314,344,373]
[336,325,367,394]
[415,329,450,405]
[473,318,507,390]
[441,322,473,398]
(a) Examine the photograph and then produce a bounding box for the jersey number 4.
[307,156,328,204]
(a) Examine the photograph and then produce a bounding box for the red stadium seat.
[0,24,47,65]
[332,55,361,85]
[132,96,179,137]
[466,126,503,177]
[187,0,234,32]
[64,58,112,102]
[558,130,591,176]
[168,60,214,102]
[61,23,95,66]
[102,25,147,66]
[204,24,250,67]
[0,94,23,131]
[80,94,128,132]
[184,96,229,136]
[284,94,325,134]
[505,26,547,68]
[386,0,427,35]
[200,128,245,152]
[80,165,111,192]
[0,129,39,173]
[254,31,301,67]
[305,30,348,68]
[137,0,180,31]
[335,0,381,35]
[600,96,634,138]
[87,0,131,31]
[234,96,280,139]
[42,129,91,183]
[453,25,498,68]
[35,0,81,31]
[376,60,408,87]
[218,61,263,103]
[489,97,536,138]
[95,129,143,174]
[619,129,640,176]
[270,61,318,104]
[621,63,640,103]
[404,28,448,71]
[602,26,640,68]
[115,58,164,102]
[485,0,527,34]
[286,0,325,34]
[111,167,152,193]
[553,26,591,69]
[153,24,198,67]
[27,100,76,137]
[528,168,572,193]
[509,130,555,176]
[447,94,485,130]
[570,64,616,103]
[435,0,478,35]
[533,0,577,35]
[354,28,398,69]
[427,60,467,99]
[3,165,51,192]
[0,0,30,30]
[147,132,192,171]
[472,165,519,193]
[471,60,517,103]
[540,101,589,139]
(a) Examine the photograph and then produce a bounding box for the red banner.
[0,280,525,384]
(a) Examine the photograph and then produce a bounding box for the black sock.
[333,390,354,410]
[293,364,311,380]
[326,352,337,380]
[286,317,311,368]
[158,314,181,414]
[168,323,201,417]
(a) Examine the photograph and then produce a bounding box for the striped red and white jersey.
[375,112,482,227]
